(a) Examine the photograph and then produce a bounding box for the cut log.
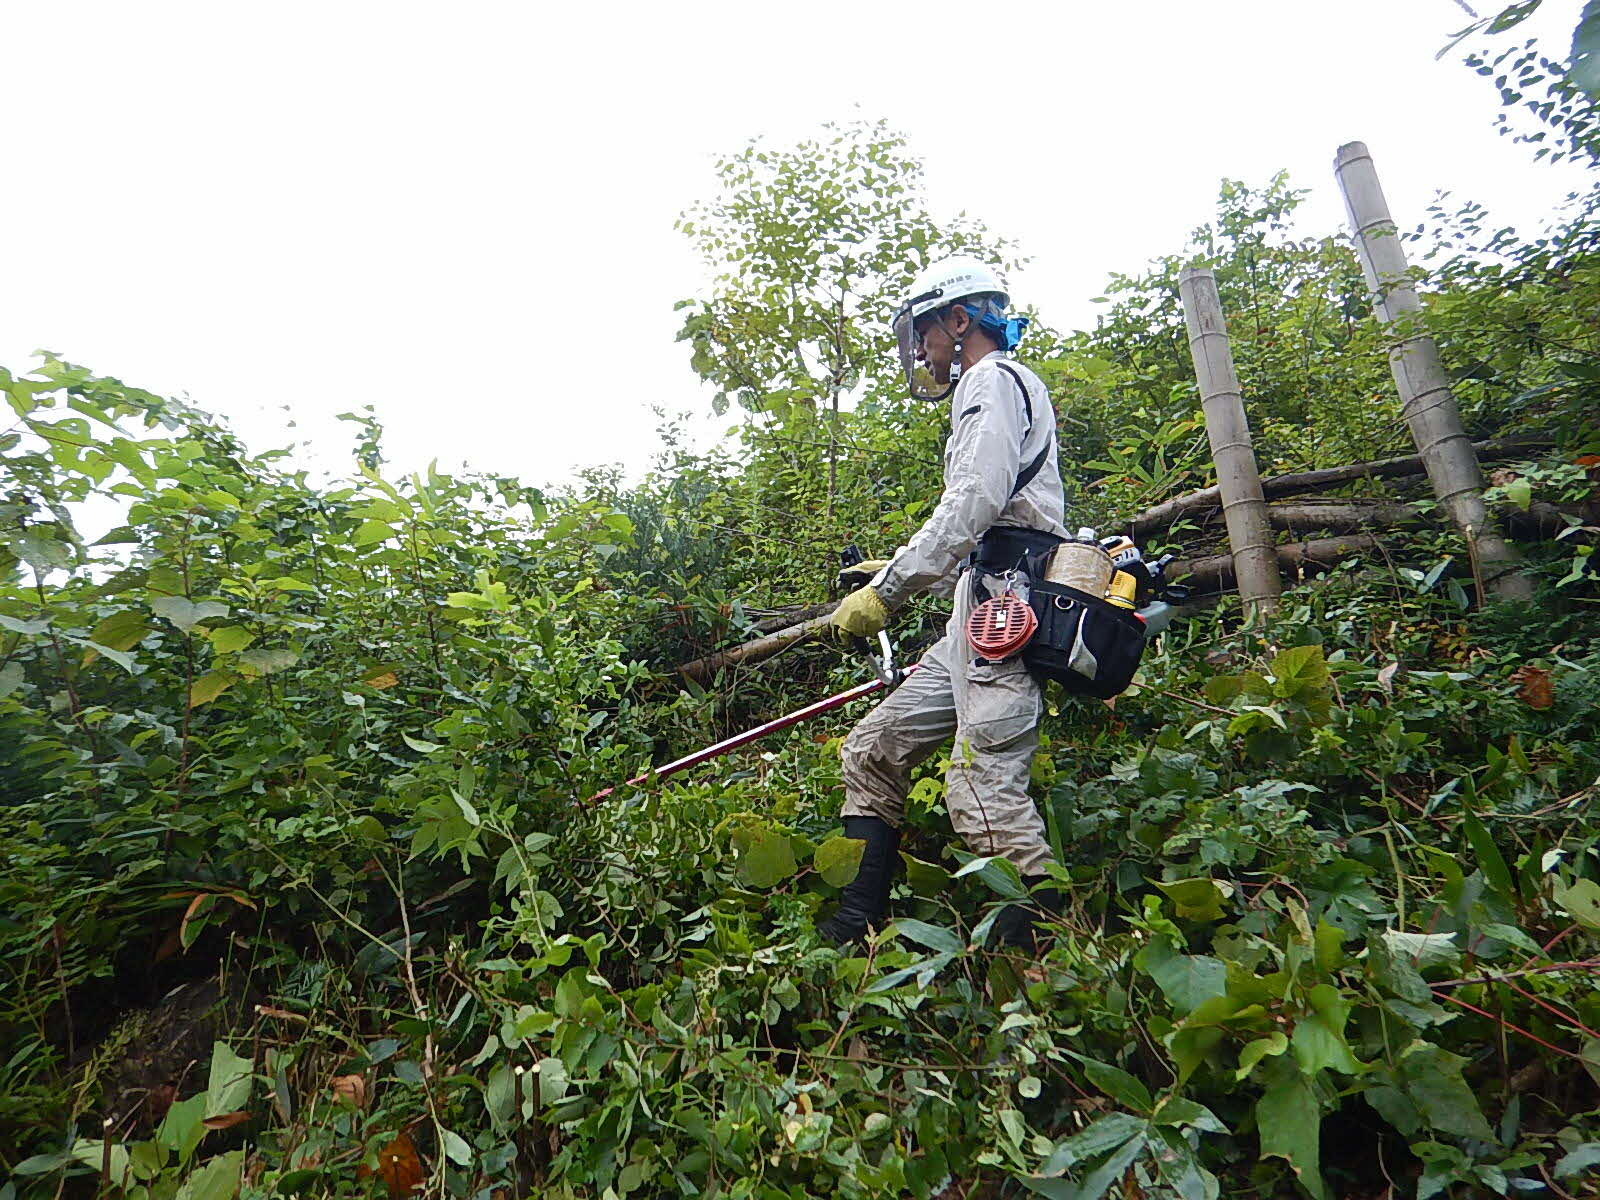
[678,608,836,683]
[1170,536,1380,594]
[1264,501,1423,533]
[1122,436,1552,537]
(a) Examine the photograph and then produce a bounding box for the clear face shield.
[892,291,954,403]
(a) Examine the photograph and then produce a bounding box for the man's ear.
[946,305,973,337]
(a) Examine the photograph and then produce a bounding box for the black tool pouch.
[1018,549,1148,700]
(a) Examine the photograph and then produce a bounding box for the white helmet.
[891,255,1013,401]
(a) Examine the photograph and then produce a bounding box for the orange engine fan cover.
[965,591,1037,660]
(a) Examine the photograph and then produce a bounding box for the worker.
[823,255,1068,951]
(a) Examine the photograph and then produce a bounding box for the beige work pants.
[839,570,1053,876]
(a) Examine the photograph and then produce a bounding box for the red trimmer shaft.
[583,662,921,807]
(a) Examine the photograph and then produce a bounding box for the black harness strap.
[994,361,1050,498]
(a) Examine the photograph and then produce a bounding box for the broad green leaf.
[85,610,154,659]
[889,918,962,955]
[1151,1097,1226,1133]
[1155,876,1232,922]
[235,648,298,677]
[353,519,397,547]
[953,854,1027,899]
[814,834,865,887]
[151,597,230,634]
[1236,1032,1288,1080]
[402,733,443,754]
[1554,878,1600,932]
[1257,1067,1328,1200]
[736,828,796,888]
[16,527,73,570]
[1036,1113,1147,1177]
[1271,643,1329,698]
[173,1149,242,1200]
[204,1042,253,1118]
[189,672,236,708]
[536,1056,568,1105]
[157,1094,207,1163]
[1555,1141,1600,1179]
[206,626,255,654]
[1504,476,1532,510]
[439,1127,472,1166]
[1290,984,1364,1077]
[1396,1042,1495,1142]
[260,576,315,592]
[900,851,951,897]
[68,1137,130,1184]
[0,662,23,698]
[1136,935,1227,1016]
[1081,1058,1153,1113]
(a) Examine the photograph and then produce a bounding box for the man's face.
[915,307,968,385]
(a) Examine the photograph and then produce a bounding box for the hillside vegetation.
[3,21,1600,1200]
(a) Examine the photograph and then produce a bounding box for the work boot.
[816,816,900,946]
[991,875,1064,953]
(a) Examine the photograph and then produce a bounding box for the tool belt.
[967,526,1147,701]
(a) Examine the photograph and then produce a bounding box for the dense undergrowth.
[5,17,1600,1200]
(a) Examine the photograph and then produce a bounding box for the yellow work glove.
[836,558,891,592]
[831,585,890,641]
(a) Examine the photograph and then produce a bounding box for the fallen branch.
[1123,436,1553,536]
[678,608,837,683]
[1169,535,1380,593]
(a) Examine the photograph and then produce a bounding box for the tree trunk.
[1171,535,1380,594]
[1333,141,1533,602]
[1178,266,1281,618]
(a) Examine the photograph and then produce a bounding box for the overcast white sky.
[1,1,1588,491]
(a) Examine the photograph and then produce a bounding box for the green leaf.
[1504,476,1532,510]
[15,526,73,571]
[189,672,236,708]
[260,576,315,593]
[69,1137,129,1185]
[1036,1113,1146,1176]
[1136,935,1227,1016]
[1155,876,1232,922]
[1554,878,1600,931]
[900,852,951,897]
[953,854,1028,899]
[157,1094,207,1163]
[1291,984,1364,1077]
[1257,1067,1328,1200]
[1081,1058,1153,1113]
[1461,810,1515,899]
[86,610,154,657]
[536,1056,568,1105]
[889,918,962,955]
[1396,1042,1495,1142]
[206,626,255,654]
[353,519,397,547]
[402,733,443,754]
[1271,643,1329,699]
[204,1042,253,1118]
[736,829,797,888]
[814,834,865,886]
[1151,1097,1226,1133]
[151,597,230,634]
[1573,0,1600,97]
[1555,1141,1600,1179]
[440,1128,472,1167]
[173,1149,242,1200]
[235,648,298,677]
[0,662,23,698]
[1237,1033,1288,1080]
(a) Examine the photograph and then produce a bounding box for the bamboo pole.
[1178,266,1282,618]
[1333,141,1533,602]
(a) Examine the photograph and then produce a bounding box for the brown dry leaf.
[202,1110,252,1131]
[1574,454,1600,468]
[360,1131,424,1199]
[1489,467,1521,488]
[1510,664,1555,710]
[365,671,399,690]
[331,1074,368,1109]
[1377,661,1399,694]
